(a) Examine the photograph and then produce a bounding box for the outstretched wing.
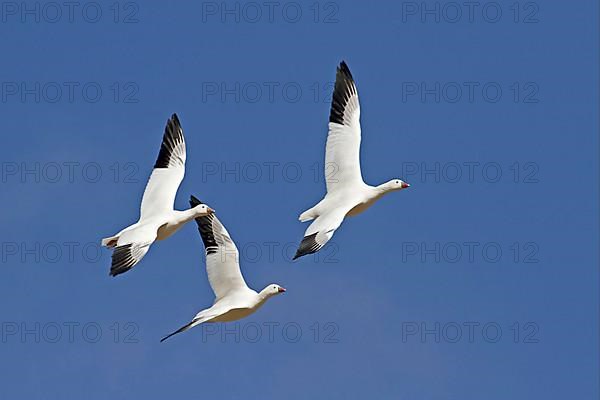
[325,61,363,193]
[293,207,348,260]
[190,196,248,300]
[109,224,157,276]
[159,310,219,343]
[140,114,186,219]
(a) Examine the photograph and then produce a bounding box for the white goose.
[160,196,286,342]
[294,61,410,260]
[101,114,214,276]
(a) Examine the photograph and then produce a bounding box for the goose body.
[160,196,285,342]
[294,62,410,260]
[101,114,214,276]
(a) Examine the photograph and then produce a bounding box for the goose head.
[260,284,286,298]
[193,203,215,217]
[380,179,410,193]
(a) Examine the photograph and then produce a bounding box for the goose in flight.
[294,61,410,260]
[160,196,286,342]
[101,114,214,276]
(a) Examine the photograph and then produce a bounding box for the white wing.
[140,114,186,219]
[191,196,249,301]
[160,308,220,342]
[110,223,157,276]
[325,61,363,193]
[293,206,349,260]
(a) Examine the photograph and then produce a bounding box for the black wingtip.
[189,195,201,208]
[167,113,181,131]
[292,248,313,260]
[109,244,135,277]
[169,113,181,130]
[160,320,195,343]
[109,268,129,277]
[154,114,184,169]
[293,233,319,260]
[160,327,182,343]
[329,61,357,125]
[337,61,354,81]
[159,334,173,343]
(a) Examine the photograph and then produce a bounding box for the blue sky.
[0,0,598,398]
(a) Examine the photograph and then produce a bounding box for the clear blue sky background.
[0,0,598,399]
